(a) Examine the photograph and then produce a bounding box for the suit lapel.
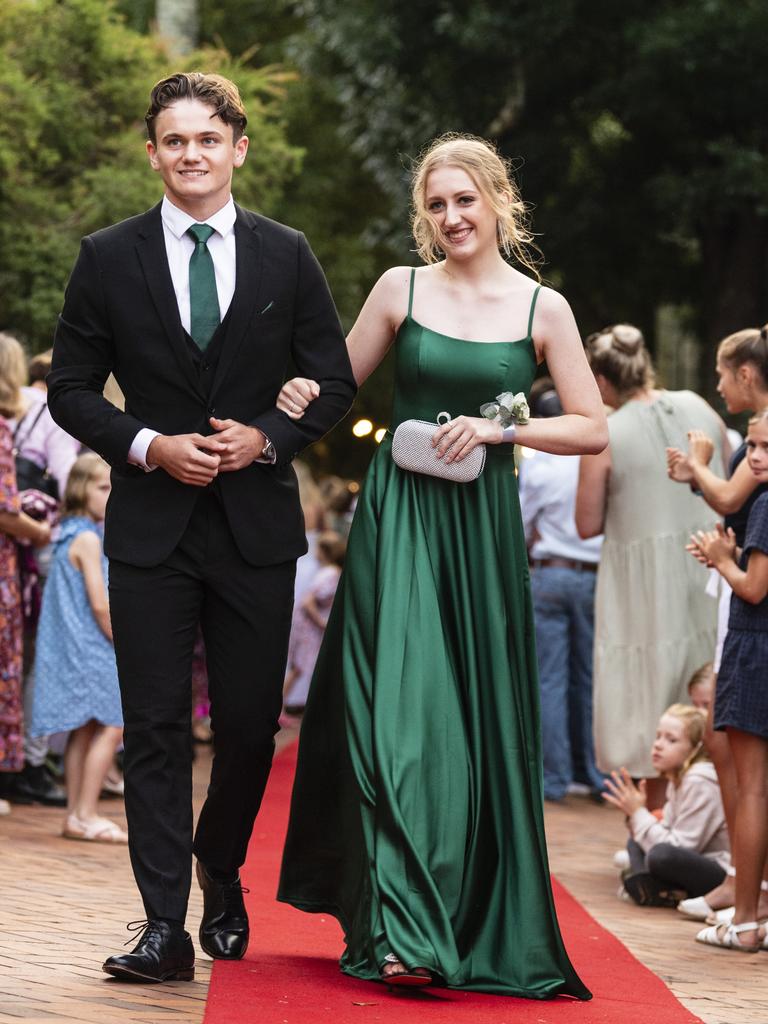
[209,205,263,402]
[135,204,204,398]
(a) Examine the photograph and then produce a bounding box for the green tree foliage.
[302,0,768,393]
[0,0,300,349]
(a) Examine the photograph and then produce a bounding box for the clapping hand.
[666,446,693,483]
[602,768,647,815]
[667,430,715,483]
[687,429,715,467]
[687,522,737,569]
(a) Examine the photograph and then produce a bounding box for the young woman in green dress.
[276,134,607,998]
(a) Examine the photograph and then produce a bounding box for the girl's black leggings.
[627,838,727,897]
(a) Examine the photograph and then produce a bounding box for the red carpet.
[203,744,702,1024]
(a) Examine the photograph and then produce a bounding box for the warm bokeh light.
[352,418,373,437]
[374,428,386,443]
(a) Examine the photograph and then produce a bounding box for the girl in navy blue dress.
[668,325,768,923]
[688,410,768,951]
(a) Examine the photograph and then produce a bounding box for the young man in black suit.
[48,72,356,982]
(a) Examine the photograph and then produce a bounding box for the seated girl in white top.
[604,703,730,906]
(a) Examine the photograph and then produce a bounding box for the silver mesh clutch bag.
[391,412,486,483]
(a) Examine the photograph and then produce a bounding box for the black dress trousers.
[108,488,295,921]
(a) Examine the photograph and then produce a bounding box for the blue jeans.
[530,565,604,800]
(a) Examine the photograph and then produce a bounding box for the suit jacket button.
[208,406,215,415]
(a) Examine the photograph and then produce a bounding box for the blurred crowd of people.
[520,320,768,954]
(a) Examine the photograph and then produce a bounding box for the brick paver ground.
[1,727,764,1024]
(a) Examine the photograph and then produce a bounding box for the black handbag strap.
[12,401,47,455]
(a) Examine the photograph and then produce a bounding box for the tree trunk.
[156,0,198,56]
[698,209,768,404]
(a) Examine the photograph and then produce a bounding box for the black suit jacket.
[48,202,356,568]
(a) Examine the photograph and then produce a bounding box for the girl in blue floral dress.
[29,453,126,842]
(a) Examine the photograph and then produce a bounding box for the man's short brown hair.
[145,72,248,144]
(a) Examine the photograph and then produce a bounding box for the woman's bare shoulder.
[368,265,421,323]
[377,265,417,289]
[533,284,574,322]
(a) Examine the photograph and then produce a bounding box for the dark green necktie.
[187,223,220,350]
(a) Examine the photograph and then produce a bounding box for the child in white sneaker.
[604,703,729,906]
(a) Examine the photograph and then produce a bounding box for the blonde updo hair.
[0,332,28,418]
[663,703,709,783]
[62,453,109,517]
[411,133,542,277]
[585,324,656,400]
[717,325,768,390]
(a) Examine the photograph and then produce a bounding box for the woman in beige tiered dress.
[576,325,727,802]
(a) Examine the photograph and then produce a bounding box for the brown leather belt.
[531,556,598,573]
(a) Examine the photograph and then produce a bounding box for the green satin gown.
[278,272,591,1001]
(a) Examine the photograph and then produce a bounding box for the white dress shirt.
[128,196,237,470]
[518,450,603,563]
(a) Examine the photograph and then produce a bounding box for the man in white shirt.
[519,385,605,802]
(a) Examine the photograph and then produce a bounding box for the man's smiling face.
[146,98,248,217]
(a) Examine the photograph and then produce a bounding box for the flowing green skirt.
[278,441,590,1000]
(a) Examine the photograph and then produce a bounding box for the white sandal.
[705,906,735,926]
[695,920,762,953]
[62,814,128,844]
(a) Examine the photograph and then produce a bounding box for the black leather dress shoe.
[196,860,249,959]
[102,920,195,982]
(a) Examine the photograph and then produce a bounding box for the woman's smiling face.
[424,165,498,261]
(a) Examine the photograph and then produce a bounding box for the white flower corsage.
[479,391,530,428]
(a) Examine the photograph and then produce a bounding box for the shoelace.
[221,882,250,914]
[123,919,165,948]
